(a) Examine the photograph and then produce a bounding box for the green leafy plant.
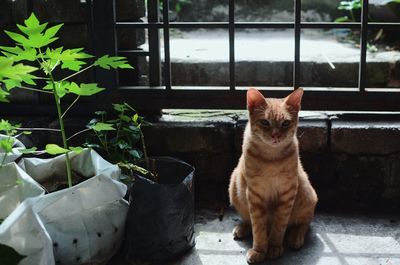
[0,13,133,187]
[0,119,36,167]
[335,0,362,22]
[157,0,192,17]
[85,103,153,182]
[335,0,400,51]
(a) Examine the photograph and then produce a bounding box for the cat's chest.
[246,160,296,179]
[245,161,298,198]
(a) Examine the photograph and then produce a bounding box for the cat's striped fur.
[229,88,318,264]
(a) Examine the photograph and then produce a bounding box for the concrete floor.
[168,210,400,265]
[113,210,400,265]
[145,29,400,64]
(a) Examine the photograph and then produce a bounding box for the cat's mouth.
[272,138,281,144]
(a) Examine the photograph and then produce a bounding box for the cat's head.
[247,87,303,147]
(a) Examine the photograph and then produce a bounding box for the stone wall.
[6,111,400,212]
[142,111,400,212]
[170,0,342,22]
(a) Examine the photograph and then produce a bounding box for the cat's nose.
[271,132,281,139]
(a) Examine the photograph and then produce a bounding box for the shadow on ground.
[110,209,400,265]
[168,210,400,265]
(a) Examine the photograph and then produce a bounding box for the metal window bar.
[9,0,399,115]
[110,0,400,111]
[229,0,235,91]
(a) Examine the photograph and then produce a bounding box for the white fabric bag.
[0,134,26,164]
[0,199,54,265]
[12,149,129,265]
[0,163,48,265]
[0,162,45,221]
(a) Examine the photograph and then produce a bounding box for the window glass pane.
[235,29,294,87]
[169,29,229,87]
[236,0,294,22]
[300,29,360,88]
[366,28,400,90]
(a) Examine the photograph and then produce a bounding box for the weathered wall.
[12,111,400,212]
[141,112,400,212]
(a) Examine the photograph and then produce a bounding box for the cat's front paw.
[267,245,284,259]
[246,248,266,264]
[233,223,251,240]
[287,234,305,250]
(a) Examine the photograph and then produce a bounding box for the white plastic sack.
[0,162,45,221]
[0,163,48,265]
[17,148,129,265]
[19,148,121,192]
[0,199,55,265]
[0,134,25,164]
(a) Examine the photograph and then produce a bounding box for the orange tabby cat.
[229,87,318,264]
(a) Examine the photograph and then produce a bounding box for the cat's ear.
[285,88,304,112]
[247,88,266,113]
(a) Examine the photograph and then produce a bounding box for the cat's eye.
[259,119,270,127]
[281,120,291,128]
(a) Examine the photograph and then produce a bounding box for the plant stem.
[17,127,61,132]
[19,86,53,94]
[94,130,109,155]
[49,73,73,188]
[61,95,80,119]
[350,10,355,22]
[139,125,149,170]
[0,151,8,167]
[0,136,12,167]
[67,128,91,141]
[61,64,95,81]
[116,110,124,140]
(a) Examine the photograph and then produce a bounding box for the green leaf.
[0,56,37,85]
[19,147,37,154]
[0,120,20,135]
[113,103,128,112]
[132,114,139,123]
[95,110,107,116]
[45,144,69,155]
[0,89,10,102]
[94,55,133,70]
[335,16,351,22]
[44,81,105,98]
[0,243,26,265]
[338,0,361,10]
[4,31,30,46]
[45,47,92,72]
[43,81,70,98]
[68,83,105,96]
[69,146,83,154]
[116,139,129,150]
[129,149,142,160]
[91,122,115,132]
[119,114,131,122]
[5,13,62,48]
[0,138,14,153]
[0,46,37,62]
[3,79,21,91]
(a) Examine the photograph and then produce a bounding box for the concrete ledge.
[331,121,400,155]
[6,111,400,211]
[143,121,236,154]
[234,119,328,154]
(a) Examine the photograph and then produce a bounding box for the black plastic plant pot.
[125,157,195,262]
